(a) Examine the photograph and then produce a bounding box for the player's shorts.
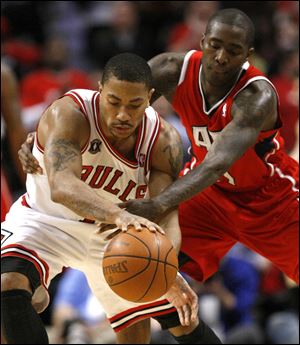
[1,197,179,332]
[179,160,299,284]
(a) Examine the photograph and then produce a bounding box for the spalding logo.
[103,260,129,275]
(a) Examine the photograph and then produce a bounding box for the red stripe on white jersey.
[145,110,161,175]
[112,307,177,332]
[1,244,50,286]
[108,298,175,332]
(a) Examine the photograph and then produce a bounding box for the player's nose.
[116,107,131,121]
[215,48,228,65]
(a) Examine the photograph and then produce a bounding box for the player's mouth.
[207,64,229,74]
[112,124,133,133]
[212,66,229,74]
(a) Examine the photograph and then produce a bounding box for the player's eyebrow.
[228,43,243,50]
[210,37,243,50]
[108,93,145,102]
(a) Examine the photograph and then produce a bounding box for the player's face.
[99,77,154,140]
[200,21,254,86]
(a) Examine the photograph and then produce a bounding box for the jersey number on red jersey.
[193,126,235,185]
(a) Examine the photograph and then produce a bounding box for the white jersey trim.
[264,135,280,177]
[145,110,161,175]
[110,302,174,329]
[275,167,299,194]
[35,90,92,154]
[233,76,280,100]
[199,64,246,115]
[178,50,196,85]
[66,90,89,117]
[1,246,48,286]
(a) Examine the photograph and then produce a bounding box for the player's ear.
[148,88,155,103]
[98,81,103,93]
[200,34,205,50]
[247,47,255,60]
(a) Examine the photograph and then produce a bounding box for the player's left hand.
[119,198,165,221]
[18,132,43,174]
[164,273,198,326]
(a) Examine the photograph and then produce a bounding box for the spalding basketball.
[102,225,178,303]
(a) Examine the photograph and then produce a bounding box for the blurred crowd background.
[1,1,299,344]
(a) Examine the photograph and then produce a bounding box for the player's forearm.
[155,124,259,212]
[50,176,122,223]
[154,160,225,212]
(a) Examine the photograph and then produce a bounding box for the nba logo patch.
[89,139,101,154]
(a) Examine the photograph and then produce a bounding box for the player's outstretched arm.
[125,80,278,220]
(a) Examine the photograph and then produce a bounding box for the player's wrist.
[105,207,124,224]
[152,196,169,215]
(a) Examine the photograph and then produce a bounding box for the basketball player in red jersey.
[2,53,224,344]
[124,8,299,292]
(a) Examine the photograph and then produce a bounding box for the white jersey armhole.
[178,50,196,85]
[233,76,279,101]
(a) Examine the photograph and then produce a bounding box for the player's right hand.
[97,209,165,235]
[18,132,43,174]
[114,209,165,234]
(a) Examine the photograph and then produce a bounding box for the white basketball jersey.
[25,89,161,221]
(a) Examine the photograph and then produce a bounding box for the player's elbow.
[49,178,68,204]
[50,186,65,204]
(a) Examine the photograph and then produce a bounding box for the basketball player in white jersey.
[1,53,201,344]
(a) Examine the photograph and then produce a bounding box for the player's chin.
[208,73,228,86]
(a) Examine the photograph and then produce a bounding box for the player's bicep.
[232,81,277,131]
[149,169,174,198]
[148,52,184,104]
[206,83,277,167]
[151,118,183,180]
[44,135,82,180]
[40,100,89,181]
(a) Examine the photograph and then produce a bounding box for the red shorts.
[179,161,299,284]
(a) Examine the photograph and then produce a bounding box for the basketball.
[102,225,178,303]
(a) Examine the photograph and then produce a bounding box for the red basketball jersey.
[172,50,288,191]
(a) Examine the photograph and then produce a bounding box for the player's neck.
[201,69,240,107]
[102,124,137,159]
[111,135,137,161]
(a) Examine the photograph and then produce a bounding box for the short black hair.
[101,53,152,89]
[206,8,255,47]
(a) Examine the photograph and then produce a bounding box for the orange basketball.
[102,225,178,303]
